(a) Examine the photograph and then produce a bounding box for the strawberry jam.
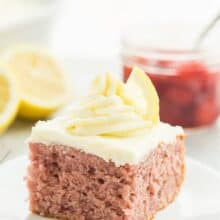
[123,61,220,128]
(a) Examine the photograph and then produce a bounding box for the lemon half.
[0,68,19,134]
[2,45,69,120]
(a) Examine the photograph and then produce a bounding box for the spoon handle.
[195,12,220,49]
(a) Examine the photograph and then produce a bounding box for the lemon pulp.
[0,70,19,134]
[0,75,10,114]
[2,46,69,120]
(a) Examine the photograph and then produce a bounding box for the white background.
[51,0,220,59]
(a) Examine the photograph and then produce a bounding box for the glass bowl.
[121,24,220,128]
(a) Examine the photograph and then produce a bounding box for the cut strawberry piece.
[176,61,209,77]
[123,66,132,82]
[195,99,218,126]
[134,56,149,65]
[157,60,177,68]
[163,87,193,108]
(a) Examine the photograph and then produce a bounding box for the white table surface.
[0,58,220,173]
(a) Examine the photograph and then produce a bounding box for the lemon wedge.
[0,68,19,134]
[2,45,69,120]
[122,67,159,124]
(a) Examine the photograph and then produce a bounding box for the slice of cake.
[27,67,185,220]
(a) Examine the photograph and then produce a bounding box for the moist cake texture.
[26,68,185,220]
[28,138,184,220]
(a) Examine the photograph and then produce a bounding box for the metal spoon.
[0,144,10,164]
[195,12,220,49]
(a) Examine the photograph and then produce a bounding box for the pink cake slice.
[27,135,184,220]
[26,69,185,220]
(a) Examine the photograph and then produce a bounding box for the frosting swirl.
[67,73,155,137]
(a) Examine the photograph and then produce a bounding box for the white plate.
[0,156,220,220]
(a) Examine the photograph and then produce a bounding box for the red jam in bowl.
[123,60,220,128]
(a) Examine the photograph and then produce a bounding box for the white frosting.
[28,72,184,166]
[28,118,184,166]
